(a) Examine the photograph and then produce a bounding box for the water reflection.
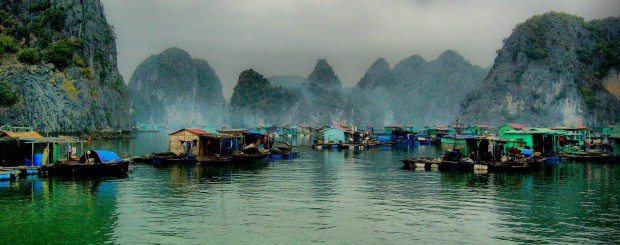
[490,163,620,243]
[0,176,122,244]
[1,143,619,244]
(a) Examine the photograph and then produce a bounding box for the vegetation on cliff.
[460,11,620,126]
[229,69,302,127]
[0,0,131,132]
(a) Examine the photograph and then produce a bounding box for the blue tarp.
[377,136,391,142]
[93,150,123,163]
[248,130,263,135]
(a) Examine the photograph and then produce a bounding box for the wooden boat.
[231,147,270,163]
[561,153,617,163]
[273,141,292,153]
[196,156,231,165]
[40,150,130,176]
[400,157,440,170]
[485,156,545,173]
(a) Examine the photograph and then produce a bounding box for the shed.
[0,131,85,166]
[170,128,239,156]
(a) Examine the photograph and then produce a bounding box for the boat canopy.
[80,150,123,163]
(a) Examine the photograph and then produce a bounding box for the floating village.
[0,122,618,181]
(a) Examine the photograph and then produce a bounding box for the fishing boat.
[273,141,293,153]
[40,150,130,176]
[231,147,270,163]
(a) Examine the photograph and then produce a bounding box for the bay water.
[1,132,618,244]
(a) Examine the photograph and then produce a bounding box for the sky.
[101,0,620,100]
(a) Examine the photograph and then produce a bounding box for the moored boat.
[40,150,130,177]
[231,147,270,163]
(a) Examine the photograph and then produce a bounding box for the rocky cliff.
[349,58,396,126]
[0,0,131,132]
[460,12,620,126]
[351,51,487,127]
[267,75,305,90]
[127,47,225,127]
[301,59,348,125]
[229,69,302,127]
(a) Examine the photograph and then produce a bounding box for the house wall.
[169,131,201,156]
[498,126,515,135]
[501,133,534,150]
[323,129,345,143]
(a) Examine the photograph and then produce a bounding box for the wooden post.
[31,143,34,166]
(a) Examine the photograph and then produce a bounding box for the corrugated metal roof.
[169,128,211,136]
[506,124,527,129]
[1,131,43,138]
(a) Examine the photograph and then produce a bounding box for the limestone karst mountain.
[0,0,131,132]
[127,47,225,127]
[460,12,620,126]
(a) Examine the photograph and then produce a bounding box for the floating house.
[552,125,590,148]
[465,125,490,135]
[0,131,84,166]
[169,128,238,157]
[497,124,527,135]
[217,129,270,149]
[383,124,404,134]
[424,125,455,139]
[602,125,615,136]
[405,125,418,133]
[463,136,498,161]
[322,127,346,143]
[500,128,559,155]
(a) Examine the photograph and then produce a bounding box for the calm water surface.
[1,132,619,244]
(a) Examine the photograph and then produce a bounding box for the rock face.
[228,54,486,127]
[229,69,302,127]
[460,12,620,127]
[267,75,305,90]
[352,51,487,127]
[301,59,347,125]
[127,47,225,127]
[350,58,396,126]
[0,0,131,132]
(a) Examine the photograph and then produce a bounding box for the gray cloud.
[102,0,620,100]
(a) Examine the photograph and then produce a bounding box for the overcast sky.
[101,0,620,100]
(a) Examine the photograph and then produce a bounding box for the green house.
[500,128,559,155]
[497,124,527,135]
[424,125,455,137]
[405,125,418,133]
[0,131,85,166]
[383,124,404,134]
[602,125,615,136]
[466,125,490,135]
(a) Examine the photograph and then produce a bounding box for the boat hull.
[41,162,130,176]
